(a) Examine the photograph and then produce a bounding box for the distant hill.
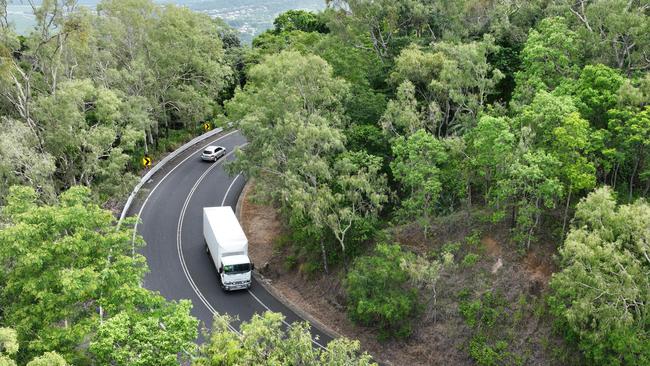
[6,0,325,43]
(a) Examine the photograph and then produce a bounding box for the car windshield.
[223,263,251,274]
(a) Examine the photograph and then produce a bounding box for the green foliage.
[460,292,523,365]
[549,187,650,366]
[0,328,68,366]
[570,64,625,128]
[466,230,482,247]
[391,129,448,236]
[0,0,237,203]
[469,336,512,366]
[273,10,329,34]
[513,17,582,105]
[346,244,419,339]
[461,253,480,267]
[389,38,503,136]
[194,312,376,366]
[0,186,198,364]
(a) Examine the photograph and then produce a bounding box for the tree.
[226,50,351,269]
[346,243,419,339]
[391,129,448,237]
[380,80,424,138]
[193,312,376,365]
[553,112,597,230]
[607,106,650,200]
[390,38,503,136]
[226,51,349,202]
[554,0,650,74]
[321,151,388,267]
[0,117,56,202]
[570,64,625,129]
[492,150,564,248]
[89,301,197,366]
[32,79,141,197]
[0,327,68,366]
[273,10,328,34]
[0,186,198,364]
[549,187,650,366]
[512,17,582,105]
[466,115,516,203]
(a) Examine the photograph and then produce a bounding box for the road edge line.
[118,127,224,225]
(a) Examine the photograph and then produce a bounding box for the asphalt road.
[131,130,332,347]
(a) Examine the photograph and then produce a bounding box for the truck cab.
[219,255,252,291]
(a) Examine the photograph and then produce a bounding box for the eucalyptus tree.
[321,151,388,267]
[549,187,650,365]
[553,0,650,74]
[226,50,351,267]
[390,37,503,136]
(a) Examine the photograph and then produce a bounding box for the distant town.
[6,0,324,42]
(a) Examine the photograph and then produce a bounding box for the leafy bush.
[346,243,419,340]
[466,229,482,247]
[469,336,511,366]
[461,253,480,267]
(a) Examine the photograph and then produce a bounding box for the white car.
[201,146,226,162]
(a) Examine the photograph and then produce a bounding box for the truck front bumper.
[224,281,251,291]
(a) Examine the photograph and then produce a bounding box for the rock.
[491,257,503,274]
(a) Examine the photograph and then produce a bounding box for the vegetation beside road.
[230,2,650,365]
[1,0,649,365]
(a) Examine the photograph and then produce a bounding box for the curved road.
[131,130,331,346]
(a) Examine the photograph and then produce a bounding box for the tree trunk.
[320,237,329,274]
[143,129,149,155]
[629,157,640,202]
[562,189,572,238]
[526,197,541,249]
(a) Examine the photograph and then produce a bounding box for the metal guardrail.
[118,127,224,226]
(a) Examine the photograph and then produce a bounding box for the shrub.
[462,253,480,267]
[345,243,419,340]
[469,336,511,366]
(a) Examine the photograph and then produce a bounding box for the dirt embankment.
[240,182,572,366]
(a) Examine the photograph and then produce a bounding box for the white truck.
[203,206,254,291]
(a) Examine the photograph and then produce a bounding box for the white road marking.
[133,130,239,333]
[176,150,241,334]
[133,129,239,244]
[136,132,328,348]
[220,172,242,207]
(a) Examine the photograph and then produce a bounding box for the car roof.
[205,145,224,151]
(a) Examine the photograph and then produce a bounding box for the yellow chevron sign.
[142,156,152,168]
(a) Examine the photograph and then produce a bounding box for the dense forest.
[0,0,649,365]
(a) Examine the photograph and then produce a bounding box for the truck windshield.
[223,263,251,274]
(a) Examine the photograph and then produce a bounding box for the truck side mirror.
[251,263,255,271]
[218,266,223,274]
